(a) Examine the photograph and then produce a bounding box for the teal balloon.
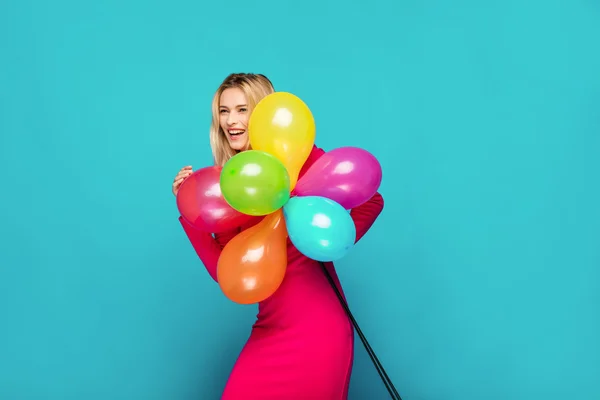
[283,196,356,262]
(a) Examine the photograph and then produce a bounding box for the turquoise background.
[1,0,599,399]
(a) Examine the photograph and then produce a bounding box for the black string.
[319,262,402,400]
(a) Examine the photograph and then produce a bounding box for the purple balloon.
[293,147,383,209]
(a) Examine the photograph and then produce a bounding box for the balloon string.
[319,262,402,400]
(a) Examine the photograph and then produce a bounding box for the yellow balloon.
[248,92,316,190]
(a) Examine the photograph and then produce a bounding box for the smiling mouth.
[229,129,245,136]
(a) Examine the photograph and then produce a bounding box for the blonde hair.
[209,73,275,166]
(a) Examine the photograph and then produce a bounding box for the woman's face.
[219,87,249,151]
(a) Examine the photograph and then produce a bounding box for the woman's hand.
[172,165,193,197]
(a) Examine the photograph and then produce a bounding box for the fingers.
[172,177,186,196]
[172,166,193,196]
[175,171,189,182]
[173,166,193,182]
[174,171,188,181]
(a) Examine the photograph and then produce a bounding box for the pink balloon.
[293,147,383,209]
[177,166,254,233]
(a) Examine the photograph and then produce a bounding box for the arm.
[350,191,384,243]
[178,216,239,282]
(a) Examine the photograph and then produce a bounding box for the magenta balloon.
[293,147,383,209]
[176,166,254,233]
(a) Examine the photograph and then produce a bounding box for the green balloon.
[220,150,291,216]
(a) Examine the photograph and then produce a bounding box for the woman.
[172,73,384,400]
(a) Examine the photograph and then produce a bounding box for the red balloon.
[176,166,254,233]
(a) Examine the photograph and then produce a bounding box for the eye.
[220,109,228,114]
[239,108,247,113]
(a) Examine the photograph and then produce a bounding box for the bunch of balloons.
[177,92,382,304]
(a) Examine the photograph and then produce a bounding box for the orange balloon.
[216,209,288,304]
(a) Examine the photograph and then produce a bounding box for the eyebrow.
[220,104,247,109]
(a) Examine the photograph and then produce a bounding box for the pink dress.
[179,145,384,399]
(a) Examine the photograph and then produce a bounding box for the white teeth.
[229,130,244,135]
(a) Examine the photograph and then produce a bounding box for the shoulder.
[307,144,326,163]
[300,144,325,175]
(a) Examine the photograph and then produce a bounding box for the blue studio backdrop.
[1,0,599,399]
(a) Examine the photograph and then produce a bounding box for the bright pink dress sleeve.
[350,191,384,243]
[178,216,239,282]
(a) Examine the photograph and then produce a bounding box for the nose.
[226,112,237,125]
